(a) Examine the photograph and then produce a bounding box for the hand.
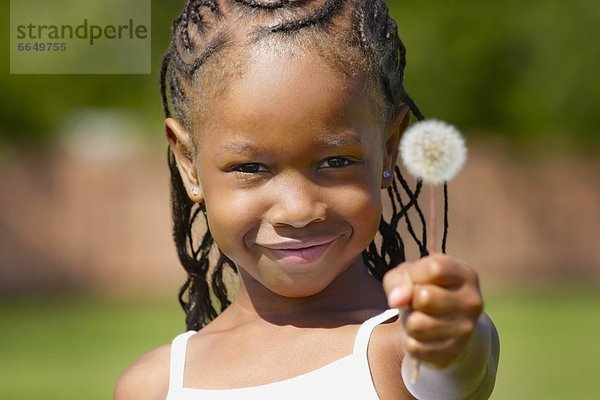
[383,254,483,369]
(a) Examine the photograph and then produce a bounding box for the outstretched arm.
[383,255,500,400]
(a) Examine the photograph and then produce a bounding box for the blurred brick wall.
[1,137,598,295]
[0,146,185,295]
[448,138,600,286]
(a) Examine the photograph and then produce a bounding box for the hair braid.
[161,0,237,330]
[161,0,431,330]
[354,1,429,264]
[267,0,344,33]
[233,0,298,9]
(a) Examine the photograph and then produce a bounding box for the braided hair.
[160,0,432,331]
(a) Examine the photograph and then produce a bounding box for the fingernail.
[388,287,406,307]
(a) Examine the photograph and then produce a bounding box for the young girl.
[115,1,499,399]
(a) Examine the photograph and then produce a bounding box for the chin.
[268,279,332,299]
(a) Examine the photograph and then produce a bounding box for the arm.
[402,313,500,399]
[383,255,500,400]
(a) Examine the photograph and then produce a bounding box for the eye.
[231,163,268,174]
[319,157,353,169]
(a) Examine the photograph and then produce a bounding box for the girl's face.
[171,48,403,298]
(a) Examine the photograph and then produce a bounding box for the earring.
[383,170,392,179]
[191,187,199,196]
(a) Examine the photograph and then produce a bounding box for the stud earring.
[383,170,392,179]
[191,187,199,196]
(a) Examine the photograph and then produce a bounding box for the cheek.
[331,182,383,244]
[203,190,263,255]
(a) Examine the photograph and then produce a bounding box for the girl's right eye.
[230,163,268,174]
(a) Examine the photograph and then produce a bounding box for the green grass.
[486,286,600,400]
[0,297,183,400]
[1,286,599,399]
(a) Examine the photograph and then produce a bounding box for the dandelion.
[399,119,467,385]
[400,120,467,186]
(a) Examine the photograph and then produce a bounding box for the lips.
[258,238,337,265]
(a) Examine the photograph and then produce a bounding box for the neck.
[229,257,388,327]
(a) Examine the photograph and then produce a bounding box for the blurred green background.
[1,0,599,399]
[2,0,600,147]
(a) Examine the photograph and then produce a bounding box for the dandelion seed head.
[400,119,467,185]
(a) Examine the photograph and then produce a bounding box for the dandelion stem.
[410,360,421,385]
[429,184,437,255]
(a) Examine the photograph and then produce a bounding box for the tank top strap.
[352,309,399,357]
[168,331,196,390]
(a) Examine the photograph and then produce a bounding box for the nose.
[268,174,326,229]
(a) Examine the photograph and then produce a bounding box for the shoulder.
[113,344,171,400]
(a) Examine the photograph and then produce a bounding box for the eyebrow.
[217,131,365,155]
[318,131,365,147]
[217,142,257,156]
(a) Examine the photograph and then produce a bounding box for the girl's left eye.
[319,157,353,169]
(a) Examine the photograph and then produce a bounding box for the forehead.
[192,45,383,141]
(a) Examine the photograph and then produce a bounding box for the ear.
[381,104,410,189]
[165,118,204,203]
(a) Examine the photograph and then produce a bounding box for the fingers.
[412,283,483,317]
[410,254,479,289]
[403,332,468,367]
[404,311,475,343]
[401,310,475,367]
[384,254,481,311]
[383,261,414,308]
[383,254,484,369]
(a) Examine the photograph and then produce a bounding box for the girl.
[115,0,499,399]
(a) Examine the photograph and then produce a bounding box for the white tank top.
[166,309,399,400]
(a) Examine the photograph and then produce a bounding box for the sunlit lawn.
[1,285,599,399]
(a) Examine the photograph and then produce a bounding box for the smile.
[259,239,337,265]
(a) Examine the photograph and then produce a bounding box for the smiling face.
[168,46,402,298]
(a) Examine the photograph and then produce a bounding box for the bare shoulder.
[113,344,171,400]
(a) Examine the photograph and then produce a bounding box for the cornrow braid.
[267,0,344,33]
[161,0,431,330]
[233,0,302,9]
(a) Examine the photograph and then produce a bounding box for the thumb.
[383,262,414,309]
